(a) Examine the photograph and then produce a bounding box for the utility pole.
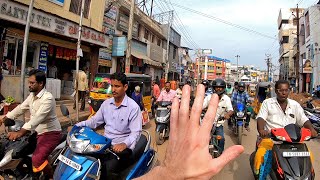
[125,0,136,73]
[266,54,271,82]
[75,0,85,122]
[235,55,240,82]
[197,50,201,85]
[20,0,34,120]
[150,0,154,17]
[295,4,300,93]
[204,55,208,80]
[165,11,173,81]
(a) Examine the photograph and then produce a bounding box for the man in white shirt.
[254,80,318,176]
[203,79,233,153]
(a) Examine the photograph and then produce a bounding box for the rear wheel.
[238,125,243,145]
[155,131,165,145]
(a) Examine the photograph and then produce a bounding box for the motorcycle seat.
[132,134,147,161]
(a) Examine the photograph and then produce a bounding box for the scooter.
[53,126,157,180]
[232,103,250,145]
[249,124,316,180]
[155,101,171,145]
[0,119,67,179]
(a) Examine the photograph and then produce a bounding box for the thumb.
[209,145,244,173]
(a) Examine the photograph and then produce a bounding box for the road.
[144,118,320,180]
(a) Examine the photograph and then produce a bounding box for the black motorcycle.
[249,124,316,180]
[155,101,171,145]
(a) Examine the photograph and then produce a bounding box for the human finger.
[199,94,219,139]
[190,85,205,133]
[178,85,191,130]
[168,97,180,149]
[209,145,244,174]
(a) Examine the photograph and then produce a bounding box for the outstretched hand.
[137,85,244,179]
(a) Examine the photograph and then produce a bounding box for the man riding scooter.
[231,82,251,131]
[202,80,213,97]
[253,80,318,177]
[203,79,233,153]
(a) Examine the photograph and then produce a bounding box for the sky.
[149,0,319,70]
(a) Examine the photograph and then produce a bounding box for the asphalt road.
[144,118,320,180]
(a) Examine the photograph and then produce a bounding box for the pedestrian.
[73,66,88,111]
[131,85,144,111]
[160,75,165,89]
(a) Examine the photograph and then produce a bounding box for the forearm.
[303,120,315,131]
[134,166,179,180]
[257,118,266,131]
[226,111,234,117]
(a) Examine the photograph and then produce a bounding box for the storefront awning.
[131,51,162,67]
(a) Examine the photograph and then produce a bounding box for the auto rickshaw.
[88,73,152,118]
[252,82,276,117]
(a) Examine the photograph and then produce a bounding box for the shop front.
[0,0,110,101]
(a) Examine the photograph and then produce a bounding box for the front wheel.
[155,131,165,145]
[238,125,243,145]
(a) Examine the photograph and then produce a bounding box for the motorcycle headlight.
[236,112,245,118]
[68,134,90,153]
[0,149,13,167]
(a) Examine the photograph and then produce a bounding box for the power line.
[159,0,277,40]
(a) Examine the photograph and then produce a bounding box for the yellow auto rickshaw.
[252,82,276,117]
[88,73,152,117]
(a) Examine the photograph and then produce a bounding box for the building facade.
[195,55,229,81]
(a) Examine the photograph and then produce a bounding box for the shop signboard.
[99,48,112,61]
[103,5,117,35]
[98,59,112,67]
[302,59,312,73]
[38,42,49,72]
[0,1,109,47]
[150,43,163,63]
[117,13,139,37]
[112,37,126,56]
[131,40,147,55]
[48,0,64,6]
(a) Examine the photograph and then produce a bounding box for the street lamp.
[235,55,240,81]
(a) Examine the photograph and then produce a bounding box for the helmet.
[227,83,231,88]
[212,78,226,95]
[238,82,245,92]
[234,82,238,86]
[202,80,209,91]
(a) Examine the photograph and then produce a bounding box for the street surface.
[144,118,320,180]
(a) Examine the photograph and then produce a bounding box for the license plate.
[283,152,310,157]
[58,154,81,171]
[208,145,214,149]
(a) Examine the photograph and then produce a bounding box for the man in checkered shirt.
[231,82,251,130]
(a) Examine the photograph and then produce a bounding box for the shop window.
[69,0,91,18]
[144,29,149,40]
[173,47,177,59]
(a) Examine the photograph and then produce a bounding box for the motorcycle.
[232,103,250,145]
[200,110,222,158]
[53,126,157,180]
[155,101,171,145]
[0,119,67,179]
[249,124,316,180]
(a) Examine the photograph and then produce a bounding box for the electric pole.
[295,4,300,93]
[165,11,174,81]
[125,0,136,73]
[235,55,240,82]
[266,54,271,82]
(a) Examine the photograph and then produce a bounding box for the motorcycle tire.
[238,125,243,145]
[155,131,165,145]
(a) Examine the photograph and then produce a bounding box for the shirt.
[6,88,61,134]
[75,70,88,91]
[257,97,308,132]
[231,91,250,105]
[205,88,213,97]
[76,95,142,150]
[157,89,176,102]
[203,94,233,127]
[225,87,233,95]
[153,84,160,99]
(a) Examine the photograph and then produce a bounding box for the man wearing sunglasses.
[253,80,318,176]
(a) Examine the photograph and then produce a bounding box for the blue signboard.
[112,37,126,56]
[38,42,49,72]
[48,0,64,6]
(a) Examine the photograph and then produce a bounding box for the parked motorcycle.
[249,124,316,180]
[155,101,171,145]
[0,119,67,179]
[53,126,157,179]
[232,103,250,145]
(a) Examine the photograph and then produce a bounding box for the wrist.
[153,166,183,180]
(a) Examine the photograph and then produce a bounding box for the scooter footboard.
[126,149,156,180]
[53,148,101,180]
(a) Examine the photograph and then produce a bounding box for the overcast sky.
[151,0,318,70]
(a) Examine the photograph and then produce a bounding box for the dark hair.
[29,69,46,86]
[275,80,289,89]
[165,81,171,84]
[110,72,127,85]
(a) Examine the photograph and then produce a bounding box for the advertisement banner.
[302,59,312,73]
[112,37,126,56]
[38,42,49,72]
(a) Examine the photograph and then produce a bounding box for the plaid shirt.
[231,91,250,105]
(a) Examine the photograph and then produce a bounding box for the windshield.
[92,77,112,94]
